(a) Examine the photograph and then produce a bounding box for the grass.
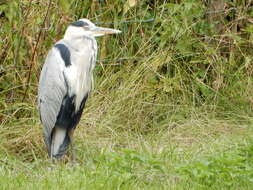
[1,0,253,189]
[0,115,252,189]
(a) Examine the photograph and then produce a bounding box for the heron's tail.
[50,127,71,158]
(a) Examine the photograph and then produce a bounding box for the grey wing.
[38,48,67,150]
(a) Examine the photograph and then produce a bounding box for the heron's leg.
[51,127,67,158]
[70,141,76,163]
[68,129,77,164]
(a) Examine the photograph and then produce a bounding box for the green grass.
[0,118,252,189]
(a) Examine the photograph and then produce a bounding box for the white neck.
[63,29,96,50]
[64,26,94,40]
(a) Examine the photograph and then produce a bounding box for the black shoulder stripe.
[55,44,71,67]
[70,20,88,27]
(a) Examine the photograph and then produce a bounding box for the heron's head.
[64,18,121,40]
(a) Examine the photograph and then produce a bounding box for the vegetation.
[0,0,253,189]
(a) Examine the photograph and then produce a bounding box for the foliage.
[177,140,253,189]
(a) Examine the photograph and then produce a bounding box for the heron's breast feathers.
[63,58,92,112]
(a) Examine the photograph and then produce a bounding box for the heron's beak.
[91,26,121,36]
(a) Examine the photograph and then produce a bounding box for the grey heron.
[38,19,121,159]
